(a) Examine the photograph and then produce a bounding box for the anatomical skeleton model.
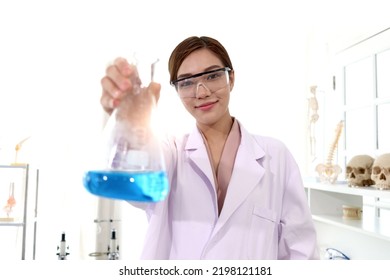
[307,85,319,161]
[315,120,344,184]
[12,136,30,166]
[3,182,16,219]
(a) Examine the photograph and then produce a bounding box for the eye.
[206,72,223,81]
[346,167,352,173]
[177,79,194,89]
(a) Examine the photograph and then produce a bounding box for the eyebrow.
[176,65,223,80]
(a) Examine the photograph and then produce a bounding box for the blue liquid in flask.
[83,170,169,202]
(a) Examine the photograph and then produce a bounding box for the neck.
[197,114,234,142]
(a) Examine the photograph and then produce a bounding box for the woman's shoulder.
[246,132,297,167]
[238,121,287,151]
[252,134,287,149]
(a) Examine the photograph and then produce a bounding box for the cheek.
[217,91,230,107]
[180,98,195,113]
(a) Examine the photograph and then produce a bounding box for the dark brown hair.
[168,36,234,83]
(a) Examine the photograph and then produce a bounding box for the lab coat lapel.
[211,126,265,236]
[184,124,266,239]
[185,127,216,195]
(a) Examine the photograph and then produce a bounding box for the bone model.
[315,120,344,184]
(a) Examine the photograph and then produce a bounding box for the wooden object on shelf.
[0,217,15,222]
[342,205,362,220]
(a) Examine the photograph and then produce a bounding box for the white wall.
[1,0,387,260]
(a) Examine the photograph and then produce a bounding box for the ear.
[229,70,235,91]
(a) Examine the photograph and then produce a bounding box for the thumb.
[148,82,161,103]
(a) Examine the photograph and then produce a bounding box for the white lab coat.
[133,120,319,259]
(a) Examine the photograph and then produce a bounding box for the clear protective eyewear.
[171,67,231,98]
[324,248,350,260]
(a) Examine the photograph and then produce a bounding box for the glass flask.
[83,57,169,202]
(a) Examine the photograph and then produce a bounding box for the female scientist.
[100,36,319,259]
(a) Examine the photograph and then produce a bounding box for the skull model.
[371,153,390,190]
[345,155,375,187]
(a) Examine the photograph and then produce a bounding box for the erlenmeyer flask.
[83,57,169,202]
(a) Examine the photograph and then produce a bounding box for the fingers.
[106,58,138,93]
[100,74,120,115]
[100,57,162,115]
[113,57,131,75]
[100,87,118,115]
[100,57,138,114]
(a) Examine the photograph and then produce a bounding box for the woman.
[100,36,319,259]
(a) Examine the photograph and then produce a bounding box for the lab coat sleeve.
[277,148,320,259]
[124,135,177,259]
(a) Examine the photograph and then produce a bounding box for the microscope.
[56,232,70,260]
[107,228,120,260]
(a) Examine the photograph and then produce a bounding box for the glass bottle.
[83,58,169,202]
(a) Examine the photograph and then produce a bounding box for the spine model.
[326,121,344,166]
[316,120,344,184]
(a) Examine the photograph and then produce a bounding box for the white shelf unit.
[0,164,39,260]
[306,27,390,260]
[304,179,390,259]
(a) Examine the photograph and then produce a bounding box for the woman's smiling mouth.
[195,100,218,110]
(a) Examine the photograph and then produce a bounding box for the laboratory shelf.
[0,164,39,260]
[304,178,390,258]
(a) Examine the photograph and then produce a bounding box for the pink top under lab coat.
[134,120,319,259]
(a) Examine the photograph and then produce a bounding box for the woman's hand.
[100,57,161,115]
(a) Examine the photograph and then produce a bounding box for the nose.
[195,82,211,98]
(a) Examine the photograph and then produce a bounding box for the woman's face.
[176,48,234,127]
